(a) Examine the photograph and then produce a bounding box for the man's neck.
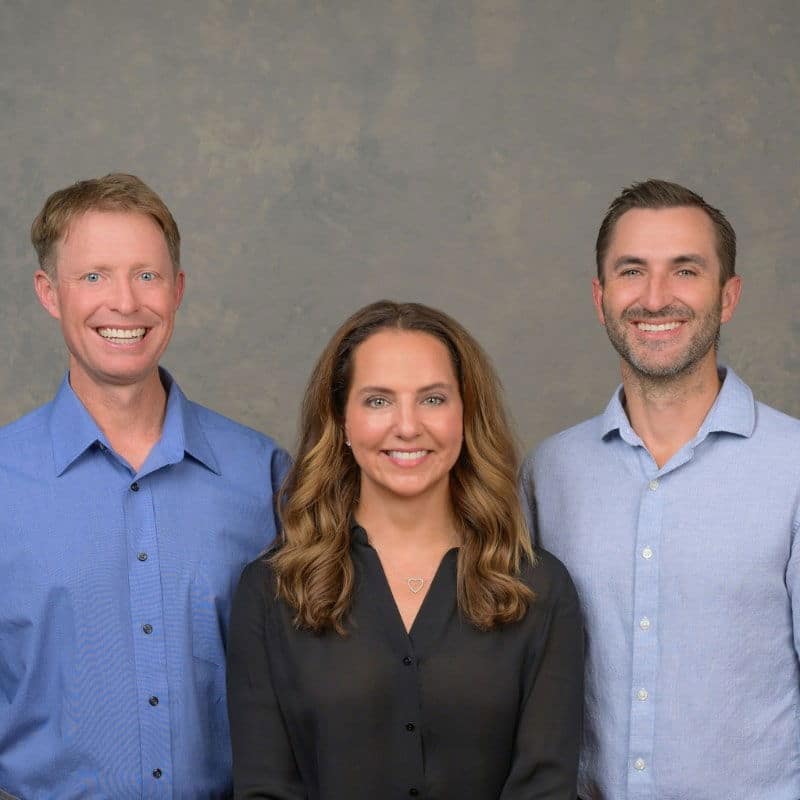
[69,366,168,472]
[621,355,722,469]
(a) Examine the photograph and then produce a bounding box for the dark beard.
[603,301,722,380]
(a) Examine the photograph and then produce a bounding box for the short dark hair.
[595,179,736,284]
[31,173,180,278]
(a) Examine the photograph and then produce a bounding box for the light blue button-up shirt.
[0,371,290,799]
[522,367,800,800]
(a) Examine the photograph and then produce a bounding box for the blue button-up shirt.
[0,371,290,799]
[522,368,800,800]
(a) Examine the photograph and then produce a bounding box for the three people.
[523,179,800,799]
[3,171,796,800]
[227,301,584,798]
[0,174,288,798]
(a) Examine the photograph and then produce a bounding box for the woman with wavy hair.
[227,300,582,799]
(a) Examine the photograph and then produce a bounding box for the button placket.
[626,472,664,796]
[125,476,173,790]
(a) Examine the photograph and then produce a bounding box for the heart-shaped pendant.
[407,577,425,594]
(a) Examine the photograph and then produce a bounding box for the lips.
[96,327,147,344]
[385,450,429,460]
[634,321,683,332]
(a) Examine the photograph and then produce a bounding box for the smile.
[634,321,682,332]
[386,450,429,460]
[97,327,147,344]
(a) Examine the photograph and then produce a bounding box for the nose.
[394,400,422,439]
[640,272,672,312]
[108,275,140,315]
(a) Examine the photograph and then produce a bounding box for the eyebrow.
[355,382,455,396]
[611,253,709,270]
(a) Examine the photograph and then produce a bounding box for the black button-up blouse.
[227,524,583,799]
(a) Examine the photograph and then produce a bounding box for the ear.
[173,270,186,309]
[34,270,61,321]
[720,275,742,324]
[591,277,606,325]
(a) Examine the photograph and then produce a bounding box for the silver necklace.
[406,577,427,594]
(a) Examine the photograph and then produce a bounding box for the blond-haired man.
[0,174,288,798]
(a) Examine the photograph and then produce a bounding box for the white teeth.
[98,327,146,341]
[387,450,428,460]
[636,322,681,332]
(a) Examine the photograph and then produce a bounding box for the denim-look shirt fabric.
[522,367,800,800]
[0,370,290,800]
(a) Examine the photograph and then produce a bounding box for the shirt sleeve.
[786,511,800,670]
[270,446,292,534]
[226,560,306,799]
[518,452,538,546]
[499,560,584,799]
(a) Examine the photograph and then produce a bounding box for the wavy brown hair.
[271,300,535,634]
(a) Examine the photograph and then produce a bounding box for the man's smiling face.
[592,206,741,380]
[35,209,185,393]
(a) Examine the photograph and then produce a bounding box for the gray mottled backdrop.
[2,1,798,454]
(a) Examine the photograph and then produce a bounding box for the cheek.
[438,411,464,452]
[345,409,384,445]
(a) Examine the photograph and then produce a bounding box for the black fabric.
[227,524,583,800]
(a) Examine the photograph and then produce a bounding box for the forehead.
[605,206,718,265]
[350,329,457,385]
[56,210,171,270]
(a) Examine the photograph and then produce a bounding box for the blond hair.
[31,173,180,277]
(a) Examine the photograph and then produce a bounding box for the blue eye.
[366,397,389,408]
[423,395,445,406]
[84,272,101,283]
[140,271,156,281]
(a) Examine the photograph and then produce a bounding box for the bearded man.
[522,179,800,800]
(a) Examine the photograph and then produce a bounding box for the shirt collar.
[350,520,369,546]
[49,368,220,477]
[152,369,220,475]
[600,365,755,445]
[49,373,108,476]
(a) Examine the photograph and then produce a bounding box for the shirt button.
[149,695,159,706]
[648,480,659,491]
[405,723,415,731]
[137,552,148,562]
[130,481,140,492]
[634,757,646,770]
[152,768,162,779]
[402,656,413,666]
[142,623,153,635]
[409,790,419,797]
[637,688,649,701]
[639,617,651,631]
[642,546,653,559]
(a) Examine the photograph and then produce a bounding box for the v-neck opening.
[364,541,459,641]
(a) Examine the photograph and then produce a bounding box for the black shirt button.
[130,481,140,492]
[405,723,415,731]
[137,552,148,562]
[409,789,419,797]
[152,768,162,779]
[402,656,413,665]
[142,624,153,634]
[149,695,159,706]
